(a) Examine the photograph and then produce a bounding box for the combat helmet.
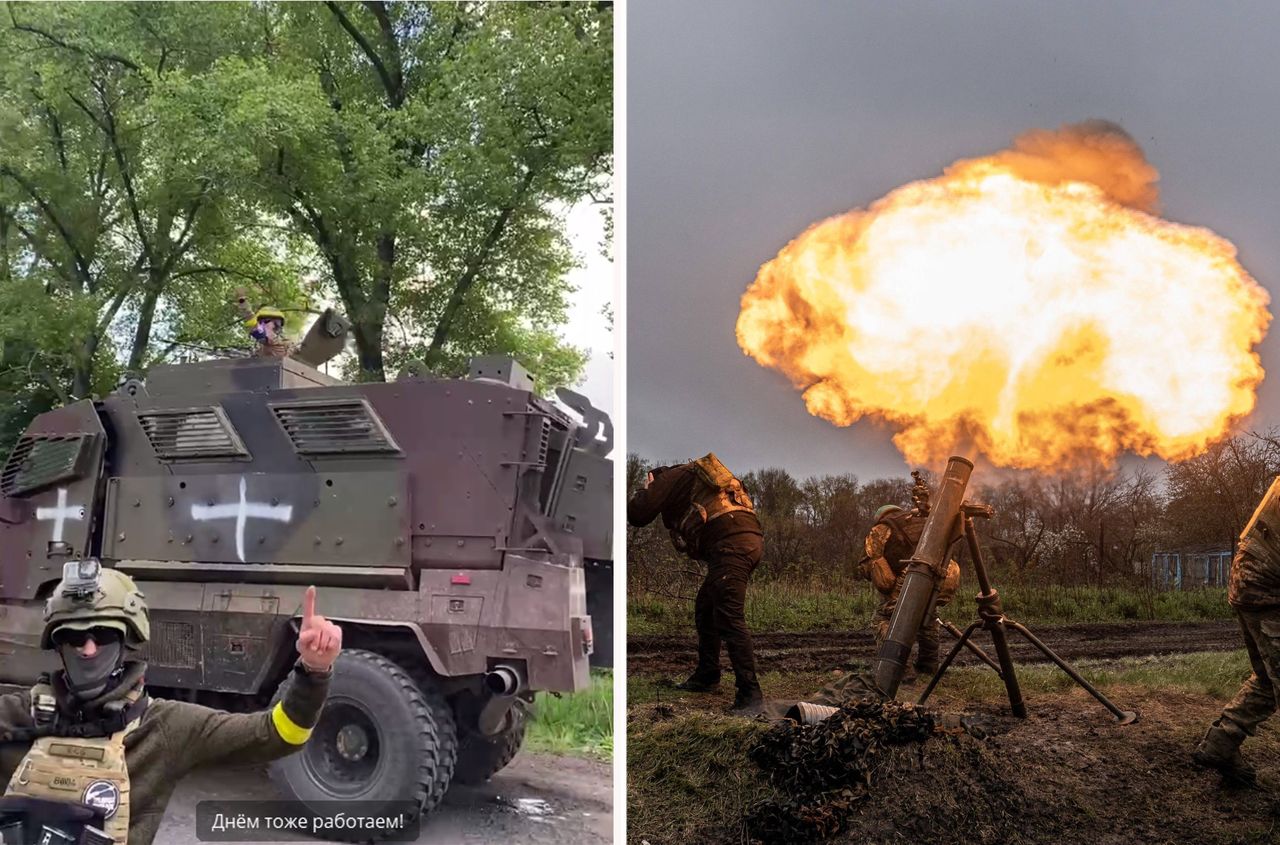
[253,306,286,325]
[41,560,149,650]
[875,504,904,521]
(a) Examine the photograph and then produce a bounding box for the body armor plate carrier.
[671,453,756,557]
[3,683,147,845]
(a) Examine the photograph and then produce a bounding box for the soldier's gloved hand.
[297,586,343,673]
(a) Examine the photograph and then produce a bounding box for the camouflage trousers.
[873,596,941,672]
[1216,607,1280,742]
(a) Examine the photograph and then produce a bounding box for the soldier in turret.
[858,503,960,678]
[234,290,294,359]
[0,561,342,845]
[628,454,765,714]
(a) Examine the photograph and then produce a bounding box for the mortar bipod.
[918,508,1139,725]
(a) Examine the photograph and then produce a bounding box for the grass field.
[526,669,613,759]
[627,649,1262,844]
[628,649,1253,707]
[628,580,1233,636]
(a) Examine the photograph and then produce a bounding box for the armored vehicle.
[0,325,613,836]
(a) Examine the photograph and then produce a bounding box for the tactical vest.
[4,684,145,845]
[878,509,925,575]
[671,454,756,556]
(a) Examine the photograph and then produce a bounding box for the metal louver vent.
[271,399,400,455]
[537,416,551,466]
[138,408,248,460]
[0,435,89,497]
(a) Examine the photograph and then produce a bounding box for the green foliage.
[628,581,1234,637]
[526,669,612,760]
[0,2,608,447]
[928,649,1252,702]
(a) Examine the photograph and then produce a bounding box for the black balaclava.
[57,637,126,701]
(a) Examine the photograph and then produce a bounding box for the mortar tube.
[872,456,973,698]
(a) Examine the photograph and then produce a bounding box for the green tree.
[233,1,613,382]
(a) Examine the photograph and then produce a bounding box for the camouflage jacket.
[253,337,294,359]
[1229,547,1280,609]
[859,521,960,607]
[0,661,329,845]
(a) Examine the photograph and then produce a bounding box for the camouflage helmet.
[41,562,149,650]
[875,504,904,521]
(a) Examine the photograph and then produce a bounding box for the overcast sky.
[628,0,1280,481]
[563,200,614,419]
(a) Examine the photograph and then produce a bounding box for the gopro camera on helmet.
[60,559,102,600]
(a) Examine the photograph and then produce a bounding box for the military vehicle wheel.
[453,701,528,785]
[268,649,457,840]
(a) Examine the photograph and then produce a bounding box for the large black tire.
[453,701,528,786]
[268,650,457,842]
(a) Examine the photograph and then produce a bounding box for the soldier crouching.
[0,561,341,844]
[859,503,960,677]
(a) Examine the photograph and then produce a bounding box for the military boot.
[1193,723,1257,786]
[729,687,765,716]
[674,673,720,693]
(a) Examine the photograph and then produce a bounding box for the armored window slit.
[270,399,401,455]
[137,407,249,460]
[0,434,91,497]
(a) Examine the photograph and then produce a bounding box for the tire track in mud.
[629,620,1241,677]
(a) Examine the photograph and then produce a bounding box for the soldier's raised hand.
[297,586,343,672]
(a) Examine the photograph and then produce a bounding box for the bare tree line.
[628,430,1280,598]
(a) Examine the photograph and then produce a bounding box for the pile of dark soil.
[744,699,1068,845]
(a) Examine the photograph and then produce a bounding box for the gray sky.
[628,0,1280,481]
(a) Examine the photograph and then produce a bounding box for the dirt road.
[629,620,1241,676]
[154,753,612,844]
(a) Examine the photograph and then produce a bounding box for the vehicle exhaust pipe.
[484,666,522,697]
[478,665,525,736]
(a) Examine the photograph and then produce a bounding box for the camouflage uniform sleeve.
[859,524,897,594]
[160,662,330,769]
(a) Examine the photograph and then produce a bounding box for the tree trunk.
[351,320,384,382]
[128,272,164,371]
[71,332,100,400]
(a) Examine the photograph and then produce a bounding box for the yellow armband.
[271,702,313,745]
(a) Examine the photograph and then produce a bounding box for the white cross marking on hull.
[190,476,293,562]
[36,488,85,543]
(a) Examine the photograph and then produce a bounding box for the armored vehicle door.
[0,401,106,599]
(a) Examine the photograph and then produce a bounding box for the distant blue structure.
[1150,549,1232,589]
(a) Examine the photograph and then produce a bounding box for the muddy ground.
[157,753,613,844]
[629,685,1280,845]
[629,620,1241,677]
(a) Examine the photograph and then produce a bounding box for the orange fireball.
[737,122,1271,470]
